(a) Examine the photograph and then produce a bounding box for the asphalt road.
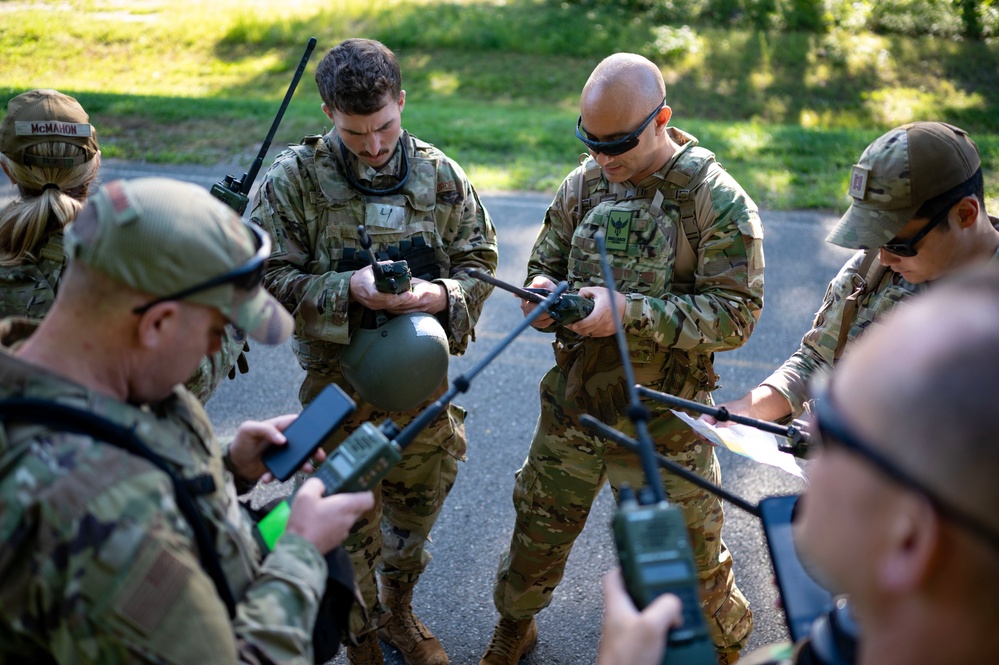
[2,160,855,664]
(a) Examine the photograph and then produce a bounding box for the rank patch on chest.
[605,210,634,251]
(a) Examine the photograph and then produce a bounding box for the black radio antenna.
[211,37,317,215]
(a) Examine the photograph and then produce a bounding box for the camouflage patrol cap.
[0,89,99,168]
[826,122,981,249]
[64,177,294,345]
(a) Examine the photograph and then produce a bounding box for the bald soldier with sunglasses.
[480,52,764,665]
[707,121,999,429]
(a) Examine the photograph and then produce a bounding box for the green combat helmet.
[341,312,449,411]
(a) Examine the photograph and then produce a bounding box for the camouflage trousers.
[492,365,753,652]
[300,371,465,638]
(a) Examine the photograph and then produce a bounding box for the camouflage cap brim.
[827,122,981,250]
[826,199,921,250]
[224,286,294,345]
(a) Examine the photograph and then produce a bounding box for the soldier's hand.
[567,286,621,337]
[384,277,447,315]
[286,478,374,554]
[228,414,328,484]
[521,276,557,328]
[349,265,403,310]
[597,568,683,665]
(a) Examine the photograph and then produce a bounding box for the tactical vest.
[0,234,66,319]
[573,141,710,294]
[0,396,238,617]
[832,249,921,362]
[291,133,447,274]
[287,134,453,362]
[558,142,719,397]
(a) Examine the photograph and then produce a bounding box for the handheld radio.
[467,269,594,326]
[256,282,570,550]
[635,386,811,458]
[357,224,412,294]
[582,402,838,648]
[210,37,317,215]
[590,233,718,665]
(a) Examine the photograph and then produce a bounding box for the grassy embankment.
[2,0,998,210]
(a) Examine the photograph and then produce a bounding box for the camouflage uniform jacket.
[762,222,999,417]
[0,233,64,319]
[0,231,245,404]
[0,320,328,665]
[250,130,498,373]
[529,128,764,399]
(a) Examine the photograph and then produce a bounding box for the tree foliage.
[559,0,998,38]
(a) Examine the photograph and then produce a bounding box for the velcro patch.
[15,120,92,138]
[606,210,634,252]
[848,164,870,200]
[103,180,140,225]
[114,548,191,635]
[436,179,456,193]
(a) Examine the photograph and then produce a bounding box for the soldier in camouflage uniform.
[0,89,100,319]
[249,39,498,665]
[598,265,999,665]
[0,177,375,664]
[710,122,999,427]
[480,53,763,665]
[0,89,248,404]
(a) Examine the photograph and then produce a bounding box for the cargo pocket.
[438,402,467,462]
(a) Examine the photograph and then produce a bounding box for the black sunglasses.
[813,389,999,554]
[133,221,270,315]
[575,97,666,157]
[880,200,955,257]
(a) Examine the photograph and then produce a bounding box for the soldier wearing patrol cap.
[249,38,498,665]
[481,52,764,665]
[0,89,250,404]
[0,177,375,664]
[709,121,999,427]
[0,89,101,316]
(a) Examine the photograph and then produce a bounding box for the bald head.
[582,53,665,113]
[834,265,999,535]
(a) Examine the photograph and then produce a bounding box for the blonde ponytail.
[0,142,99,266]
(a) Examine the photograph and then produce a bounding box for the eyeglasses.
[575,97,666,157]
[880,200,955,257]
[132,221,271,315]
[813,389,999,553]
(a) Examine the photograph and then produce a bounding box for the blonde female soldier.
[0,89,246,402]
[0,89,100,318]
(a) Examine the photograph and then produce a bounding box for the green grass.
[2,0,998,210]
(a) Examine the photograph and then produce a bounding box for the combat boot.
[478,617,538,665]
[376,577,449,665]
[347,631,385,665]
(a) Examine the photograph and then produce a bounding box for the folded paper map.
[671,410,805,479]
